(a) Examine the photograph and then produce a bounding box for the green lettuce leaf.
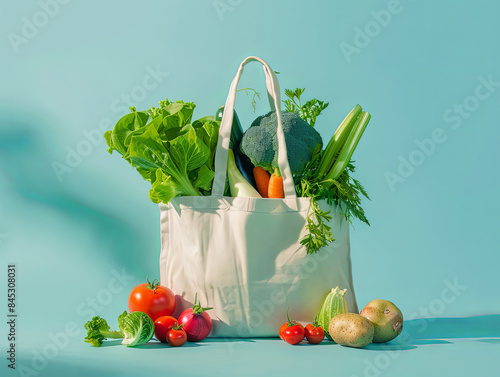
[194,165,215,191]
[125,124,166,169]
[105,99,220,204]
[169,125,210,173]
[194,117,219,170]
[149,169,184,204]
[108,109,150,155]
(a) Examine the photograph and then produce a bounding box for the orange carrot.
[268,172,284,199]
[253,166,270,198]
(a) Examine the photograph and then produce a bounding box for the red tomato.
[154,316,178,343]
[167,326,187,347]
[279,310,305,345]
[305,324,325,344]
[128,277,175,321]
[283,324,305,345]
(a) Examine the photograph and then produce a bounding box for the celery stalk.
[324,111,371,180]
[315,105,362,179]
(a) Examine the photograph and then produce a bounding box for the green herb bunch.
[284,89,371,254]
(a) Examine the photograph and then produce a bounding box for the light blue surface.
[14,316,500,377]
[1,0,499,376]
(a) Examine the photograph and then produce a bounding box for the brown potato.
[329,313,374,348]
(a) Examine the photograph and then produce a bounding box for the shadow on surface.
[411,339,452,345]
[476,338,500,344]
[137,342,205,349]
[404,315,500,340]
[363,343,417,351]
[295,341,338,347]
[203,338,257,344]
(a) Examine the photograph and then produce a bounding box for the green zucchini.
[314,287,349,340]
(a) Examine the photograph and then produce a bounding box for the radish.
[178,294,213,341]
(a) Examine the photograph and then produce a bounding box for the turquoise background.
[1,0,499,376]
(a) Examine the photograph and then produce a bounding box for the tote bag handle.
[211,56,296,199]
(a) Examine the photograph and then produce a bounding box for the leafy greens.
[84,311,154,347]
[105,99,220,204]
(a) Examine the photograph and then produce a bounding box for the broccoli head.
[240,111,323,174]
[84,316,123,347]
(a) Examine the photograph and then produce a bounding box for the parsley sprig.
[294,148,370,254]
[283,88,329,127]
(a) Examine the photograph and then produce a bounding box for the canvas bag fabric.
[159,56,358,337]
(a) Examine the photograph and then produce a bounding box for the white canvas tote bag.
[159,56,358,337]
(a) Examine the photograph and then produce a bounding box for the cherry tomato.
[279,310,305,345]
[154,316,178,343]
[282,324,305,345]
[167,325,187,347]
[128,277,176,321]
[305,324,325,344]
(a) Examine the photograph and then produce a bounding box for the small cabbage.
[119,311,155,347]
